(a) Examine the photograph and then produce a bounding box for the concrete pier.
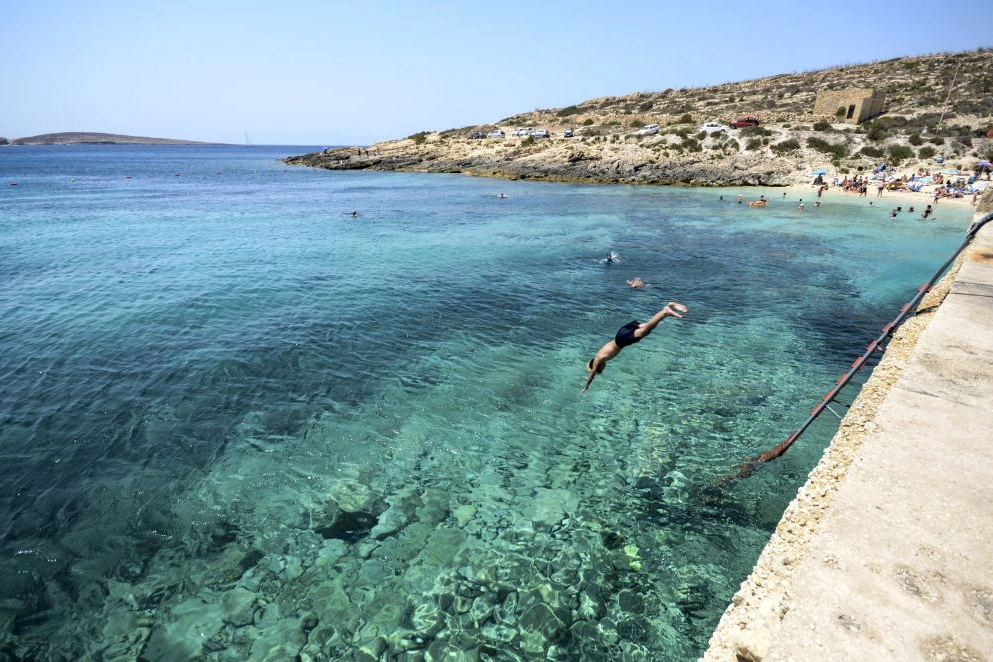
[703,212,993,661]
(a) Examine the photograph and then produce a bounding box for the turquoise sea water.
[0,145,974,659]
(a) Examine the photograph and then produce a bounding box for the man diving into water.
[583,302,687,392]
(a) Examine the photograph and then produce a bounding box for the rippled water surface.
[0,145,974,659]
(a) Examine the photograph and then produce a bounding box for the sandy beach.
[738,180,979,213]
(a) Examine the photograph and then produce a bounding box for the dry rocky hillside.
[286,49,993,186]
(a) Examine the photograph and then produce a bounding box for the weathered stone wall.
[813,88,886,124]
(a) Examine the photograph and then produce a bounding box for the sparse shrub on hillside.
[886,144,914,165]
[630,119,644,128]
[696,131,708,141]
[908,134,923,146]
[639,101,653,112]
[745,138,763,151]
[681,138,702,152]
[677,113,693,124]
[866,125,889,141]
[582,118,594,126]
[741,125,772,137]
[859,145,884,158]
[812,120,833,131]
[807,137,848,159]
[557,106,581,117]
[917,146,937,159]
[520,136,534,147]
[926,135,944,145]
[409,131,429,145]
[770,138,800,154]
[877,116,909,129]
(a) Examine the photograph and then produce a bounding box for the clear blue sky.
[3,1,990,145]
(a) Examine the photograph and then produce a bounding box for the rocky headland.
[1,132,215,145]
[285,49,993,187]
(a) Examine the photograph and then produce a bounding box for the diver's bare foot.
[664,302,687,317]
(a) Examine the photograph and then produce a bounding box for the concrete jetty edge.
[701,209,993,661]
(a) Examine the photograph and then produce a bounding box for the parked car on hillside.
[487,130,505,138]
[531,129,550,138]
[636,124,660,135]
[564,127,574,138]
[469,131,486,139]
[730,116,760,128]
[701,122,729,133]
[512,127,532,137]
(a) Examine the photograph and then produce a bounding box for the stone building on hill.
[813,88,886,124]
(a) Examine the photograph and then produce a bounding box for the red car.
[730,116,760,128]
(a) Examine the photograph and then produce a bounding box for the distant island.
[284,48,993,188]
[0,132,217,146]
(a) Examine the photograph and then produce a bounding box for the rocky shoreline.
[284,139,800,187]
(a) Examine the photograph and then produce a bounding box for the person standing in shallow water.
[583,302,687,392]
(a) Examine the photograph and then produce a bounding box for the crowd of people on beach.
[830,166,990,203]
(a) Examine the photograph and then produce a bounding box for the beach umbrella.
[941,168,960,175]
[976,160,992,168]
[811,169,828,175]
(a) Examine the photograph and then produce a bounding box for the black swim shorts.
[614,320,641,348]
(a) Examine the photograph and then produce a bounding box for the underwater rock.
[0,600,19,640]
[522,488,578,530]
[222,587,258,627]
[143,597,224,660]
[248,616,307,660]
[312,539,348,568]
[314,509,379,543]
[206,546,264,588]
[408,596,445,638]
[97,624,153,661]
[481,621,518,645]
[369,486,423,540]
[520,602,569,645]
[453,504,476,527]
[419,527,467,567]
[494,590,519,626]
[282,556,304,581]
[418,487,451,525]
[618,589,645,614]
[369,503,410,540]
[358,558,390,586]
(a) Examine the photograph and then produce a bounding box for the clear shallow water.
[0,145,973,659]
